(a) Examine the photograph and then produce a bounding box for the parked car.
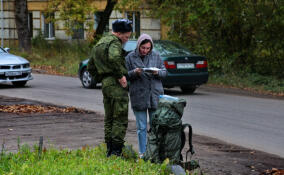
[78,40,208,94]
[0,47,33,87]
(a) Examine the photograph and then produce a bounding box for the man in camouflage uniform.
[88,19,132,156]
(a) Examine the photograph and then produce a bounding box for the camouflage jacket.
[89,33,128,87]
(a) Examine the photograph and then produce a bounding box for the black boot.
[111,143,124,156]
[106,142,112,157]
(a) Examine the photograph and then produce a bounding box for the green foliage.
[209,72,284,95]
[0,144,171,175]
[122,144,138,160]
[46,0,96,37]
[144,0,284,79]
[115,0,143,12]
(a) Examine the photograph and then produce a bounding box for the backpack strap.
[182,123,195,162]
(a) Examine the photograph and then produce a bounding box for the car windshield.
[153,40,191,56]
[124,41,137,52]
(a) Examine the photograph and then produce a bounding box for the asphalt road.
[1,74,284,158]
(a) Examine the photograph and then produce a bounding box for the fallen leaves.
[261,168,284,175]
[32,65,67,76]
[0,104,85,114]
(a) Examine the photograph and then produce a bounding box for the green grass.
[208,72,284,96]
[10,36,91,76]
[0,144,171,175]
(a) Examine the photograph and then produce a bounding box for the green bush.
[148,0,284,78]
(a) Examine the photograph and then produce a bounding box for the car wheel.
[180,86,196,94]
[12,81,27,87]
[81,68,96,88]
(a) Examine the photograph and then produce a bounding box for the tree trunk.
[14,0,31,52]
[94,0,117,38]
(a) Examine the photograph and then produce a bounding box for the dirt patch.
[0,95,283,175]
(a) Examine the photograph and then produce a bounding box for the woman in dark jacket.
[125,34,167,158]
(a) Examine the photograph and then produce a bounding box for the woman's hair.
[140,39,153,50]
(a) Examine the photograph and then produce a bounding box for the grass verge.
[0,144,171,175]
[10,37,90,77]
[208,72,284,97]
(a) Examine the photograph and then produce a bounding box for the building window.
[72,23,84,39]
[94,12,109,33]
[28,12,33,37]
[42,13,55,39]
[125,11,140,39]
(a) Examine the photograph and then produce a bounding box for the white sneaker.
[139,153,144,159]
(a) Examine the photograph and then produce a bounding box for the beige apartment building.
[1,0,168,46]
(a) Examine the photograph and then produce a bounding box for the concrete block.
[55,30,69,40]
[33,29,41,38]
[33,19,40,29]
[3,11,14,18]
[32,11,40,18]
[141,18,160,30]
[140,30,161,40]
[110,10,123,18]
[4,19,16,28]
[55,20,65,30]
[2,29,17,39]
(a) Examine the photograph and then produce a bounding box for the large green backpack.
[87,41,112,83]
[144,95,195,164]
[87,39,119,83]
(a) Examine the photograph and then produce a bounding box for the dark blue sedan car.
[78,40,208,94]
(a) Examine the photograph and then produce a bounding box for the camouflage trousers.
[102,84,129,145]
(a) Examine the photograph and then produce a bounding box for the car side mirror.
[4,47,10,53]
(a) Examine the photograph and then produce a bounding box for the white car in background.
[0,47,33,87]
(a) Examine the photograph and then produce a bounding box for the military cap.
[112,19,133,33]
